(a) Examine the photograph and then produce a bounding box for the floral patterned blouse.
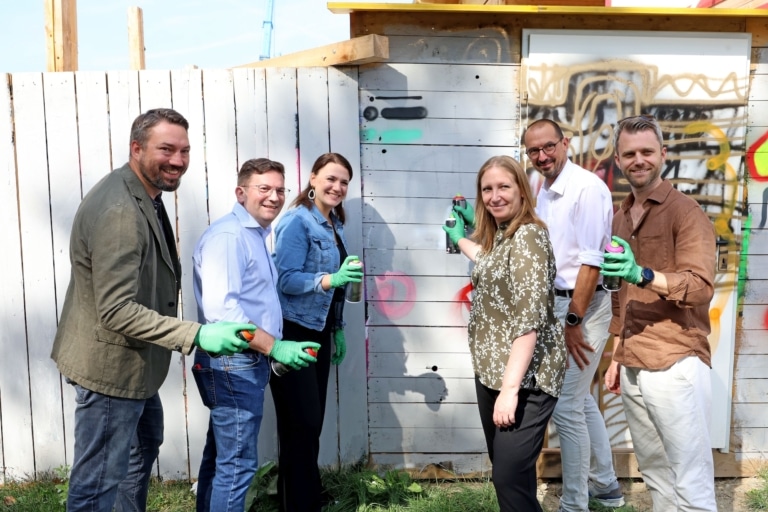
[468,222,566,397]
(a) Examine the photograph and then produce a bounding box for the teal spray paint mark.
[360,128,422,144]
[737,212,751,302]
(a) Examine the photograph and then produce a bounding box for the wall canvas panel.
[523,29,751,450]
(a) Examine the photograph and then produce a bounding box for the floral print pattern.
[468,223,566,397]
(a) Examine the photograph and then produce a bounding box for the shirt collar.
[541,159,574,196]
[231,201,272,235]
[620,179,673,211]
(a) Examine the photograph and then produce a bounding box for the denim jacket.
[273,204,348,331]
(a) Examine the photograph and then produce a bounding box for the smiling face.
[235,170,286,228]
[309,162,350,217]
[614,128,666,193]
[523,121,569,186]
[130,120,190,197]
[480,165,523,225]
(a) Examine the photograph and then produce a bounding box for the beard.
[140,164,184,192]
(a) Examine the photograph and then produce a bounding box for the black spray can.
[602,241,624,292]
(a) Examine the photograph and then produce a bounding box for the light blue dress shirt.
[193,202,282,339]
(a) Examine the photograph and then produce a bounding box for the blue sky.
[0,1,373,72]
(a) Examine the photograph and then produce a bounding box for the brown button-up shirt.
[609,179,716,370]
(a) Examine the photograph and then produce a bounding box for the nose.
[169,150,185,167]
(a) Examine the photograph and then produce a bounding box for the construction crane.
[259,0,275,61]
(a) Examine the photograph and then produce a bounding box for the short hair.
[129,108,189,148]
[613,114,664,152]
[292,153,354,225]
[522,118,565,143]
[237,158,285,186]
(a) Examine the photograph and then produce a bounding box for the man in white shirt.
[525,119,624,511]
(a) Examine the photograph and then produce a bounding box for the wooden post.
[128,6,145,70]
[44,0,78,72]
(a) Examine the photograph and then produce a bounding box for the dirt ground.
[537,477,763,511]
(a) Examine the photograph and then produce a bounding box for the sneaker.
[588,481,625,508]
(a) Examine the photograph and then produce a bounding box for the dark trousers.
[269,318,333,512]
[475,376,557,512]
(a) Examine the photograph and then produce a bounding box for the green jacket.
[51,164,199,399]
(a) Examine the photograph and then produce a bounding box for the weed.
[746,466,768,511]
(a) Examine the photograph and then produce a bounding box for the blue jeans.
[193,349,270,512]
[552,291,618,512]
[66,385,164,512]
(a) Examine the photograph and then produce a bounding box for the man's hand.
[269,340,321,370]
[332,329,346,365]
[604,360,621,395]
[329,256,364,289]
[194,322,253,356]
[453,201,475,229]
[441,213,466,245]
[564,324,595,370]
[600,236,642,284]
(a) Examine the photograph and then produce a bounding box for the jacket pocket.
[94,325,146,349]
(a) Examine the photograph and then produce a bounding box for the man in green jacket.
[51,108,252,512]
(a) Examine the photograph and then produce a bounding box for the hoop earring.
[308,188,316,200]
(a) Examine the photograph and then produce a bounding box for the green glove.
[332,329,346,365]
[441,213,466,245]
[329,255,364,289]
[600,236,642,284]
[194,322,253,356]
[269,340,321,370]
[453,201,475,228]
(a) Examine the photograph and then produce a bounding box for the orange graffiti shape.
[746,130,768,182]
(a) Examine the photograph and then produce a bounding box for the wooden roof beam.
[128,6,145,70]
[236,34,388,68]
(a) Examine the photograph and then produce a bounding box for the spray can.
[452,194,467,210]
[345,258,363,303]
[602,241,624,292]
[271,347,319,377]
[445,217,460,254]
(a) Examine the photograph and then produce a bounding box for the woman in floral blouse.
[444,155,566,512]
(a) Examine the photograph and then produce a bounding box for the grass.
[3,464,768,511]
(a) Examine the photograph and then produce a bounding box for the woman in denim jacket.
[271,152,363,512]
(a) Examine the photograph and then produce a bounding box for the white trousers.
[621,356,717,511]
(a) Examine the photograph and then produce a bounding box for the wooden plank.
[734,403,768,427]
[369,300,470,328]
[368,326,469,353]
[0,73,34,482]
[201,69,239,223]
[44,0,78,72]
[366,248,476,276]
[730,427,768,453]
[744,254,768,279]
[369,352,473,378]
[361,144,517,172]
[128,6,145,71]
[736,328,768,353]
[15,72,67,475]
[362,117,516,146]
[364,170,478,198]
[366,275,472,304]
[732,353,768,378]
[239,35,387,68]
[370,403,481,429]
[734,377,768,402]
[297,67,331,194]
[359,63,518,93]
[360,89,518,120]
[171,68,207,479]
[748,17,768,48]
[75,72,112,193]
[368,377,475,403]
[370,426,486,453]
[106,70,140,169]
[364,223,462,251]
[137,69,187,478]
[232,68,268,170]
[329,66,368,466]
[385,34,515,65]
[364,197,475,224]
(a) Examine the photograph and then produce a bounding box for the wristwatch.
[565,312,583,326]
[637,267,655,288]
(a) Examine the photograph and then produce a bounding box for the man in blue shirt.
[191,158,321,512]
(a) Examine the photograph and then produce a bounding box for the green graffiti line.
[737,212,751,302]
[360,128,423,144]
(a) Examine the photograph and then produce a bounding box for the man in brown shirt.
[601,115,717,511]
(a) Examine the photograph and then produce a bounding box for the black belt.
[554,285,603,298]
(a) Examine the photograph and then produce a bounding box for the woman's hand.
[329,256,364,288]
[493,387,519,428]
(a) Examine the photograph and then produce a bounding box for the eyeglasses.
[525,138,563,159]
[242,185,290,196]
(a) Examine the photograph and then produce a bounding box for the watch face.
[566,312,581,326]
[642,267,654,282]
